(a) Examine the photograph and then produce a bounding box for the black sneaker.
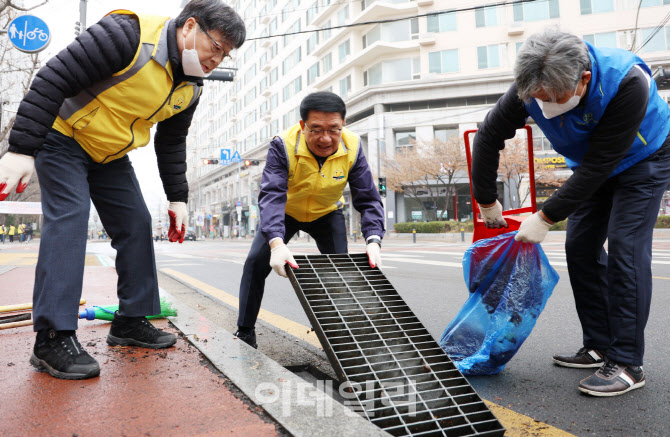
[107,312,176,349]
[553,347,605,368]
[234,327,257,349]
[579,360,645,397]
[30,330,100,380]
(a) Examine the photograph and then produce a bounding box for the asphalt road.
[90,231,670,437]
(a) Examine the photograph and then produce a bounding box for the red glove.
[167,202,187,243]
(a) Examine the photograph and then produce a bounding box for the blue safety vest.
[525,42,670,177]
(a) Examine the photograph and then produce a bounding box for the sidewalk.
[0,266,282,436]
[0,259,387,436]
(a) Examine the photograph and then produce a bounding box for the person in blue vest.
[471,29,670,397]
[0,0,245,380]
[234,92,385,349]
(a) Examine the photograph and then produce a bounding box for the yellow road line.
[0,253,102,266]
[161,268,320,346]
[161,268,576,437]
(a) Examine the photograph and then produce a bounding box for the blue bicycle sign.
[7,15,50,53]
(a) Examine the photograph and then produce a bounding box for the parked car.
[184,231,197,241]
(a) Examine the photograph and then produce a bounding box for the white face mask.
[535,82,585,119]
[181,25,210,78]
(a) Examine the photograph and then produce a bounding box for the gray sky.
[30,0,184,214]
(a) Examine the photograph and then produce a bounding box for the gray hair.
[514,29,591,102]
[175,0,246,49]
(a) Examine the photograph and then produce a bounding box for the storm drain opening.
[287,253,505,437]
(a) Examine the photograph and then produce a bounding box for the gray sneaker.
[553,347,604,368]
[579,360,645,397]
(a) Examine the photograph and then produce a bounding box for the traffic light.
[378,177,387,198]
[244,160,260,167]
[202,158,219,165]
[74,21,81,36]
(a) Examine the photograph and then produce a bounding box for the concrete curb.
[161,288,390,437]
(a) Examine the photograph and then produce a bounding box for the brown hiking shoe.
[553,347,604,368]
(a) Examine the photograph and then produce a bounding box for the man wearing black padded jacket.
[0,0,245,380]
[472,29,670,397]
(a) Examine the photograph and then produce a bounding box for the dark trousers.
[32,130,160,331]
[565,146,670,366]
[237,209,348,328]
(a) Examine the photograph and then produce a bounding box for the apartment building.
[186,0,670,237]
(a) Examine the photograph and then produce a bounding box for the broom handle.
[0,320,33,330]
[0,299,86,314]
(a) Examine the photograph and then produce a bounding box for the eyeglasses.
[307,127,343,136]
[197,22,232,63]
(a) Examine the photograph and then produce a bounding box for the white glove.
[270,243,299,277]
[479,200,508,229]
[0,152,35,201]
[366,242,382,269]
[168,201,188,243]
[515,212,552,243]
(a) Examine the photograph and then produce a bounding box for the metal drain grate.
[287,253,505,437]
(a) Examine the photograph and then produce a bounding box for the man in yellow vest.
[0,224,5,244]
[0,0,245,380]
[235,92,386,348]
[17,223,25,243]
[8,224,15,243]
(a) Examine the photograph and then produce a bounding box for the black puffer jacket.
[8,13,200,202]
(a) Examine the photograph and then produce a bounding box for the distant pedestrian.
[8,225,15,243]
[25,224,33,242]
[0,224,5,243]
[18,223,25,243]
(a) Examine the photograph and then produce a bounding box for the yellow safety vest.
[282,123,360,223]
[8,226,15,236]
[0,226,4,235]
[53,10,202,163]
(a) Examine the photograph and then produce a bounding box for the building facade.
[186,0,670,237]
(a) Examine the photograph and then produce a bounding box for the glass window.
[475,7,497,27]
[639,26,669,52]
[294,76,302,93]
[363,25,381,48]
[580,0,614,14]
[323,53,332,74]
[307,62,320,85]
[434,127,458,142]
[270,67,278,85]
[306,33,319,54]
[513,0,559,21]
[426,12,457,32]
[428,49,459,73]
[338,40,350,62]
[583,31,617,48]
[306,2,318,23]
[338,6,349,25]
[395,130,416,152]
[477,45,500,69]
[641,0,670,6]
[270,94,278,110]
[339,75,351,97]
[322,20,331,41]
[283,84,292,101]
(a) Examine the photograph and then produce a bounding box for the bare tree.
[499,137,568,208]
[384,136,467,221]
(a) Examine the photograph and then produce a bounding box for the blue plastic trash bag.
[439,232,559,375]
